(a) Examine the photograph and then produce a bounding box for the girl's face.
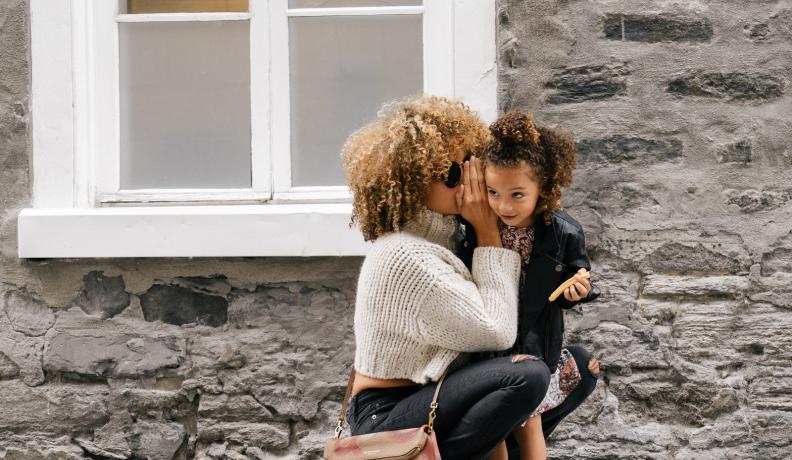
[484,162,542,227]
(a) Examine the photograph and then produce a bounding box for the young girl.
[459,111,602,460]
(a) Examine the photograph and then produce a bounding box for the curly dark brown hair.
[482,111,577,224]
[342,95,491,241]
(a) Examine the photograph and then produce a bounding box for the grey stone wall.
[1,0,791,458]
[499,0,792,458]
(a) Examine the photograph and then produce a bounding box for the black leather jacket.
[459,210,601,369]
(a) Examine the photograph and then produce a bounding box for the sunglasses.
[443,153,472,188]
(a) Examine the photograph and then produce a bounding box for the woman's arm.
[415,246,521,352]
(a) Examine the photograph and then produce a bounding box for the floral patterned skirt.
[529,348,582,417]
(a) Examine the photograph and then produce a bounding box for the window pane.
[289,15,422,186]
[123,0,248,14]
[289,1,420,7]
[119,21,251,189]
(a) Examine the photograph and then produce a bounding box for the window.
[21,0,497,257]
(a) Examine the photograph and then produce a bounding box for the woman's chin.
[442,203,462,216]
[427,205,460,216]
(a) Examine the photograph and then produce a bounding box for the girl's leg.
[513,415,545,460]
[486,441,508,460]
[365,356,551,460]
[539,345,598,439]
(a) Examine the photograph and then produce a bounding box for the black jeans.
[505,345,599,459]
[346,357,551,460]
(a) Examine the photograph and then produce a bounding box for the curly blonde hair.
[342,95,491,241]
[483,111,577,225]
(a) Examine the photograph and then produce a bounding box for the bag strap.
[334,368,448,438]
[334,369,357,437]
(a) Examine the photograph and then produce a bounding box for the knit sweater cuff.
[471,247,521,285]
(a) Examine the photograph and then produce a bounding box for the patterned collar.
[498,219,536,265]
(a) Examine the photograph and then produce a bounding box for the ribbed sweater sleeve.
[415,246,522,352]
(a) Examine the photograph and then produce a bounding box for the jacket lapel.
[520,217,564,320]
[534,217,561,267]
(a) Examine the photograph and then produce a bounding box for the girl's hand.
[455,156,500,246]
[563,268,591,302]
[588,357,601,377]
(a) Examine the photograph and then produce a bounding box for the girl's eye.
[512,193,524,199]
[488,190,498,197]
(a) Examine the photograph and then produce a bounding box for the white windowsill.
[17,203,370,258]
[25,0,496,259]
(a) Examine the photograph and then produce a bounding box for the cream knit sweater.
[353,209,522,384]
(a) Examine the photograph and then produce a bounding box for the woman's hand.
[511,354,540,363]
[455,156,501,247]
[563,268,591,302]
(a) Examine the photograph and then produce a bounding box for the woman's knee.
[500,359,551,406]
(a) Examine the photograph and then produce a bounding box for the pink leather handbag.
[323,369,446,460]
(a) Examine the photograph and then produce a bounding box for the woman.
[341,95,551,460]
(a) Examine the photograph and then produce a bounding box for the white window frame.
[19,0,498,258]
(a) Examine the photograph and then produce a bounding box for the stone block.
[74,271,130,319]
[546,390,679,458]
[188,317,352,421]
[140,283,228,327]
[43,308,185,380]
[576,135,683,164]
[127,420,186,460]
[749,366,792,412]
[0,313,45,386]
[745,8,792,43]
[744,22,770,41]
[0,288,56,336]
[686,414,752,450]
[724,188,792,213]
[641,275,750,298]
[603,13,713,43]
[545,63,629,104]
[119,388,196,420]
[668,71,785,101]
[733,304,792,366]
[610,371,742,426]
[0,435,88,460]
[716,139,752,165]
[0,380,110,434]
[637,242,747,275]
[73,410,132,460]
[198,420,290,450]
[574,322,669,374]
[761,246,792,276]
[0,351,19,379]
[750,410,792,452]
[198,393,273,422]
